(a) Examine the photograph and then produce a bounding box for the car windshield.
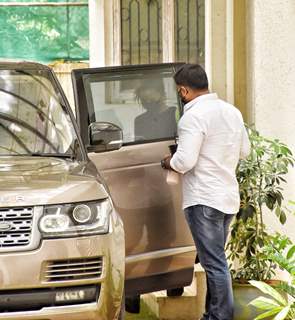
[0,68,78,157]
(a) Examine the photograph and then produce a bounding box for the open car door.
[72,63,195,295]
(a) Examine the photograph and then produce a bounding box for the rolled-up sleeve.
[170,114,205,174]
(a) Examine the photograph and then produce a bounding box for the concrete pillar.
[246,0,295,240]
[206,0,234,103]
[89,0,121,67]
[104,0,121,66]
[233,0,247,120]
[89,0,105,67]
[162,0,175,63]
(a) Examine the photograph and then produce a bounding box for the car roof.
[0,60,51,71]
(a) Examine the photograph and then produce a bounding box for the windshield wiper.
[29,152,74,159]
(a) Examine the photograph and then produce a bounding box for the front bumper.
[0,302,117,320]
[0,212,125,320]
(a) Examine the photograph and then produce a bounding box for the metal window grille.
[121,0,162,65]
[174,0,205,65]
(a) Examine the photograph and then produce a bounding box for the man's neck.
[191,89,210,100]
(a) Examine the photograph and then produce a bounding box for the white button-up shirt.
[170,93,250,214]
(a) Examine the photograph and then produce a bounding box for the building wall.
[246,0,295,241]
[51,0,295,242]
[50,62,89,111]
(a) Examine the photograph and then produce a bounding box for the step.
[141,265,206,320]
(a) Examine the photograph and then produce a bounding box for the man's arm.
[169,115,205,174]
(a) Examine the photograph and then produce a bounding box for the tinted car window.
[82,69,180,144]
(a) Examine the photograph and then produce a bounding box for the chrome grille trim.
[0,206,42,252]
[47,260,102,268]
[47,265,102,273]
[43,257,103,282]
[45,270,102,279]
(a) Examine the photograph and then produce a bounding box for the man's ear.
[180,86,189,95]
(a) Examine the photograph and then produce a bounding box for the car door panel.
[72,63,195,287]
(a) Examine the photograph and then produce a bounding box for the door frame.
[71,62,183,148]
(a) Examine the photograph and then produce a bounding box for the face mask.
[178,92,188,104]
[180,95,188,104]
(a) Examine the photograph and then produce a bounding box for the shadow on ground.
[125,301,157,319]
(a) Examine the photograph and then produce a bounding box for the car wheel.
[166,287,184,297]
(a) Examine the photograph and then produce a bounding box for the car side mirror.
[88,122,123,152]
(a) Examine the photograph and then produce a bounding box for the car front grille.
[43,257,104,282]
[0,207,34,248]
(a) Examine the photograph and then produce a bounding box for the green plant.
[227,127,295,281]
[249,236,295,319]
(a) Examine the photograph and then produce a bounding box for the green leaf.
[275,206,281,217]
[274,306,291,320]
[242,205,256,221]
[249,281,287,305]
[278,177,287,183]
[258,238,265,248]
[279,211,287,225]
[277,282,295,299]
[249,296,280,310]
[266,194,276,210]
[253,307,283,320]
[287,245,295,260]
[280,146,292,156]
[276,193,283,206]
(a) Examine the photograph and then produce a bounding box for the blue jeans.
[184,205,234,320]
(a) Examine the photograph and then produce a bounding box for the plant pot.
[233,281,280,320]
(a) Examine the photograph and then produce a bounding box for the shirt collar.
[183,93,218,113]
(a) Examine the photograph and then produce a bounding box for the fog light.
[54,285,99,305]
[55,290,85,302]
[39,214,70,233]
[72,204,92,223]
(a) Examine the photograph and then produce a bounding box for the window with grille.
[121,0,162,65]
[120,0,205,66]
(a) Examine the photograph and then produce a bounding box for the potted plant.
[249,235,295,319]
[226,127,295,319]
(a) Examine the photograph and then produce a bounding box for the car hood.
[0,156,108,207]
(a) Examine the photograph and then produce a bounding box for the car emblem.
[0,195,25,203]
[0,222,13,231]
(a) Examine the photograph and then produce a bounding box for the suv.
[0,61,195,319]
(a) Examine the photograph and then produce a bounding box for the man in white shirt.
[161,64,250,320]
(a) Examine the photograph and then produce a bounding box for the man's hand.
[161,155,172,170]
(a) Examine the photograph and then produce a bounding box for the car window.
[82,69,180,144]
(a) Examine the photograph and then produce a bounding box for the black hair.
[135,77,166,101]
[174,64,208,90]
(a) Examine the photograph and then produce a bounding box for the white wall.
[51,62,89,111]
[247,0,295,241]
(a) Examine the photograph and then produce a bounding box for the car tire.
[125,294,140,313]
[166,287,184,297]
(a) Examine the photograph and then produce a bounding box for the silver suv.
[0,61,195,319]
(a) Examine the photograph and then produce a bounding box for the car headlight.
[39,199,112,238]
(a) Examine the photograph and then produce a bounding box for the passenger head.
[174,64,209,104]
[135,79,166,112]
